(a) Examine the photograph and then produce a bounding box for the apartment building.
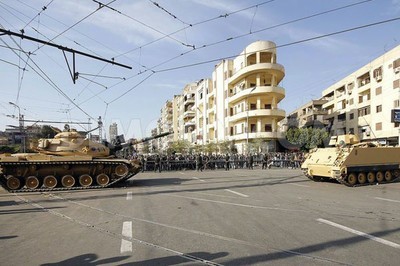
[108,122,118,142]
[225,41,286,153]
[321,45,400,145]
[285,99,328,130]
[155,41,287,153]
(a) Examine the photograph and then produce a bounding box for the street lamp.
[246,86,257,153]
[9,102,25,152]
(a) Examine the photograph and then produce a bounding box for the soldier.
[225,153,230,171]
[196,153,203,172]
[140,155,146,172]
[154,154,161,173]
[247,153,253,170]
[262,153,268,169]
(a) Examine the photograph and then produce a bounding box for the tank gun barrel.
[131,131,173,145]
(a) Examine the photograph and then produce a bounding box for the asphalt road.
[1,168,400,265]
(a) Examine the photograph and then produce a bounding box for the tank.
[0,126,172,192]
[301,134,400,186]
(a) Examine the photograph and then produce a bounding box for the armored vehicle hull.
[0,126,172,192]
[0,153,141,192]
[301,140,400,186]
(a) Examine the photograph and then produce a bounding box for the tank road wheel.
[357,173,367,184]
[61,175,75,188]
[26,176,40,189]
[384,171,393,182]
[96,174,110,186]
[393,170,400,178]
[115,164,129,177]
[367,172,376,184]
[43,175,57,188]
[6,176,21,190]
[376,171,385,183]
[79,174,93,187]
[347,173,358,186]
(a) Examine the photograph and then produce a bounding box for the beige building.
[321,45,400,145]
[284,99,328,130]
[225,41,286,153]
[159,41,287,153]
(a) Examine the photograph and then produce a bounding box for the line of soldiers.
[139,152,304,172]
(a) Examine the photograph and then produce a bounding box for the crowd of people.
[135,152,305,172]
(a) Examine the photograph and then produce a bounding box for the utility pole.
[98,116,103,142]
[9,102,25,152]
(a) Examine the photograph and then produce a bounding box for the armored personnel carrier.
[0,126,172,192]
[301,134,400,186]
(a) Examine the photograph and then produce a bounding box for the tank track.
[0,160,139,193]
[303,169,400,187]
[336,174,400,187]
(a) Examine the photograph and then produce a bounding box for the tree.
[218,140,231,154]
[169,140,191,154]
[286,127,329,151]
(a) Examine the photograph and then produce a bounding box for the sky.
[1,0,399,140]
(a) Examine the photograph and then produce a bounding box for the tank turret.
[0,125,173,192]
[301,134,400,186]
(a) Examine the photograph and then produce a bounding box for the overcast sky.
[1,0,399,139]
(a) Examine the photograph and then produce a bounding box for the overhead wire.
[1,36,96,120]
[148,0,192,26]
[32,0,117,54]
[116,0,276,58]
[154,16,400,73]
[21,0,54,30]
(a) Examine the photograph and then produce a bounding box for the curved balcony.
[229,63,285,85]
[229,108,286,123]
[229,132,279,141]
[229,86,285,104]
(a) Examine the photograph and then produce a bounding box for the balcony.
[229,85,285,104]
[229,132,279,141]
[229,108,285,123]
[183,110,195,119]
[229,63,285,85]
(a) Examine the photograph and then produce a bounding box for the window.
[375,87,382,95]
[358,106,370,117]
[395,99,400,108]
[251,124,256,133]
[349,113,354,120]
[376,122,382,131]
[265,124,272,132]
[250,103,256,110]
[265,104,272,109]
[373,67,383,81]
[349,98,354,105]
[376,105,382,113]
[394,79,400,89]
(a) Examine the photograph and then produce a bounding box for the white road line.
[317,218,400,249]
[192,176,205,182]
[121,221,133,253]
[168,195,305,212]
[374,197,400,203]
[126,192,132,200]
[224,189,249,197]
[289,183,310,188]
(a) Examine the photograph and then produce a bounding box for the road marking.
[224,189,249,197]
[374,197,400,203]
[192,176,205,182]
[126,192,132,200]
[289,183,310,188]
[317,218,400,249]
[121,221,133,253]
[169,195,305,212]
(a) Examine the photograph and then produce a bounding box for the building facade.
[109,122,118,142]
[321,45,400,145]
[285,99,328,130]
